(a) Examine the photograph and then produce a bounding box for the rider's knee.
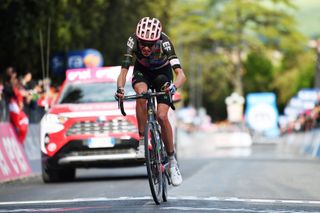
[134,82,148,94]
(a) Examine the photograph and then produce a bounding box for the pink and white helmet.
[136,17,162,41]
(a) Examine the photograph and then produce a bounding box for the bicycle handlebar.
[118,91,175,116]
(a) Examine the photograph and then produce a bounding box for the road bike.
[118,89,175,204]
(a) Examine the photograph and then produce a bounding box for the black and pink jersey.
[121,32,181,71]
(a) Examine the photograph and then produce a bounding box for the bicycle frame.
[118,89,174,204]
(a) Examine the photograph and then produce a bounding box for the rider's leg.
[134,82,148,136]
[156,103,174,154]
[134,82,148,158]
[157,103,183,186]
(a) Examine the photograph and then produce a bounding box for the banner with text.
[0,123,32,182]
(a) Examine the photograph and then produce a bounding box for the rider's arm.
[118,35,137,89]
[172,67,186,89]
[161,33,187,89]
[117,68,129,89]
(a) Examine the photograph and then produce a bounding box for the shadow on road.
[73,167,148,183]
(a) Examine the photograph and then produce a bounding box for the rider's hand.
[166,83,177,95]
[115,87,125,101]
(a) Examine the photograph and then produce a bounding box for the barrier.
[23,124,41,173]
[24,124,41,161]
[312,131,320,158]
[0,123,32,182]
[281,129,320,158]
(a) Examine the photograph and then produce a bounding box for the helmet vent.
[136,17,162,41]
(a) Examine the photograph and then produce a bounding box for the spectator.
[3,67,29,144]
[20,71,40,121]
[0,75,6,121]
[20,71,34,91]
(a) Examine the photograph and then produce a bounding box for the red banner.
[0,123,32,182]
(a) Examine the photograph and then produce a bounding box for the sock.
[168,152,176,167]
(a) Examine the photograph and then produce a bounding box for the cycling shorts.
[132,62,173,106]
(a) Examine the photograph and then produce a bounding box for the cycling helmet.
[136,17,162,41]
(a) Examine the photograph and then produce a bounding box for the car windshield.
[58,82,134,104]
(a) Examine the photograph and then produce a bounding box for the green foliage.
[243,52,274,93]
[0,0,314,121]
[0,0,172,78]
[273,51,315,107]
[170,0,309,120]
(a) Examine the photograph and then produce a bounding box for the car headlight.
[46,114,68,124]
[40,114,68,154]
[41,114,67,134]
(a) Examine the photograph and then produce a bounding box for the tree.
[0,0,173,79]
[243,52,273,93]
[169,0,307,120]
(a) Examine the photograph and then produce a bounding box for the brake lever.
[168,91,175,110]
[118,99,126,116]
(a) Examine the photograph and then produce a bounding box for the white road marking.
[0,197,150,206]
[0,196,320,206]
[0,208,62,212]
[161,207,285,212]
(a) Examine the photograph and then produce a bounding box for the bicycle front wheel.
[145,122,163,204]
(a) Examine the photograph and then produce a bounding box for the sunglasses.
[139,41,155,48]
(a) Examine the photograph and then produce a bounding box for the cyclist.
[116,17,186,186]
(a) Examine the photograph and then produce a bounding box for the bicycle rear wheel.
[145,122,163,204]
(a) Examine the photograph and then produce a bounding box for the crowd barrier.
[0,122,32,182]
[24,124,41,161]
[2,121,319,183]
[280,129,320,158]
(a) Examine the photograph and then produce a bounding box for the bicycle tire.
[161,144,168,202]
[162,170,168,202]
[145,122,163,204]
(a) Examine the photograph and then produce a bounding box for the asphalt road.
[1,130,320,212]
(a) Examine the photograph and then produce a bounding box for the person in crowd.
[3,67,29,144]
[19,71,35,119]
[20,71,34,91]
[0,75,6,121]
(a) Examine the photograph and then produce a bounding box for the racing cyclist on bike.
[116,17,186,186]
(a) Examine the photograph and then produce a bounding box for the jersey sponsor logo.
[127,37,134,49]
[163,41,171,51]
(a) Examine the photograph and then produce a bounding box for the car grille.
[68,149,135,156]
[66,118,137,136]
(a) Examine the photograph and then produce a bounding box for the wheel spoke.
[145,123,163,204]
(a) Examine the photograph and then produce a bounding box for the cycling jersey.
[121,32,181,71]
